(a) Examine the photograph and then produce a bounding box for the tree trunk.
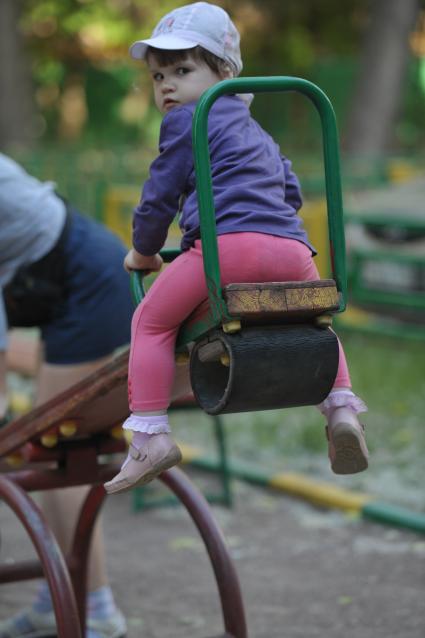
[0,0,37,150]
[344,0,419,156]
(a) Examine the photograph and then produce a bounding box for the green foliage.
[84,66,139,143]
[16,0,425,153]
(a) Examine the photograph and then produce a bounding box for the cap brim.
[129,34,199,60]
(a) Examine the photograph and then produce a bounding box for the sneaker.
[0,607,127,638]
[104,433,182,495]
[87,610,127,638]
[326,407,369,475]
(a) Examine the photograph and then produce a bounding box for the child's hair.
[146,45,234,77]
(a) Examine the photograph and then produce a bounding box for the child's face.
[147,53,231,114]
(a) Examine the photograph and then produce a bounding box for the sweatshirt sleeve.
[281,155,303,212]
[133,107,194,255]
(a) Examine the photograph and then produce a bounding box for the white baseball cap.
[129,2,242,75]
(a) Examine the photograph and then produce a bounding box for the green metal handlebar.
[130,248,181,306]
[192,76,347,320]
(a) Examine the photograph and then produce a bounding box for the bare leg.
[40,486,107,590]
[36,356,111,591]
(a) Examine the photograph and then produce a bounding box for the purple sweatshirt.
[133,95,314,255]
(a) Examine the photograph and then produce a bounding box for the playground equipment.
[0,76,347,637]
[336,176,425,341]
[345,213,425,314]
[0,351,247,638]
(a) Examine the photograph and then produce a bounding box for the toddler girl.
[105,1,368,495]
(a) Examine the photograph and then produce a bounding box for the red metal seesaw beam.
[0,350,130,459]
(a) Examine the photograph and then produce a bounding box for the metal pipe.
[0,475,82,638]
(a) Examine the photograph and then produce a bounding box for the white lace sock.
[318,389,368,419]
[121,413,171,470]
[122,413,170,434]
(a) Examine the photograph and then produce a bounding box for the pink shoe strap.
[129,444,148,461]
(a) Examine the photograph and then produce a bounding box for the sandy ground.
[0,467,424,638]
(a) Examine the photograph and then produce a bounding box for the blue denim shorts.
[41,209,133,364]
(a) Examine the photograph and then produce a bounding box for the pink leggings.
[128,233,351,411]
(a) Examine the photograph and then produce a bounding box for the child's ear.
[220,65,234,80]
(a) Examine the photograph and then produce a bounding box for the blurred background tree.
[345,0,421,156]
[1,0,424,155]
[0,0,36,148]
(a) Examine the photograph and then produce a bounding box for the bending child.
[105,1,369,495]
[0,152,130,638]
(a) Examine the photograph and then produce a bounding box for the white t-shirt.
[0,153,66,349]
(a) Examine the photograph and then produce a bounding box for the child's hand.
[124,249,163,274]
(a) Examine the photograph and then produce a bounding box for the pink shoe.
[104,433,182,495]
[326,407,369,475]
